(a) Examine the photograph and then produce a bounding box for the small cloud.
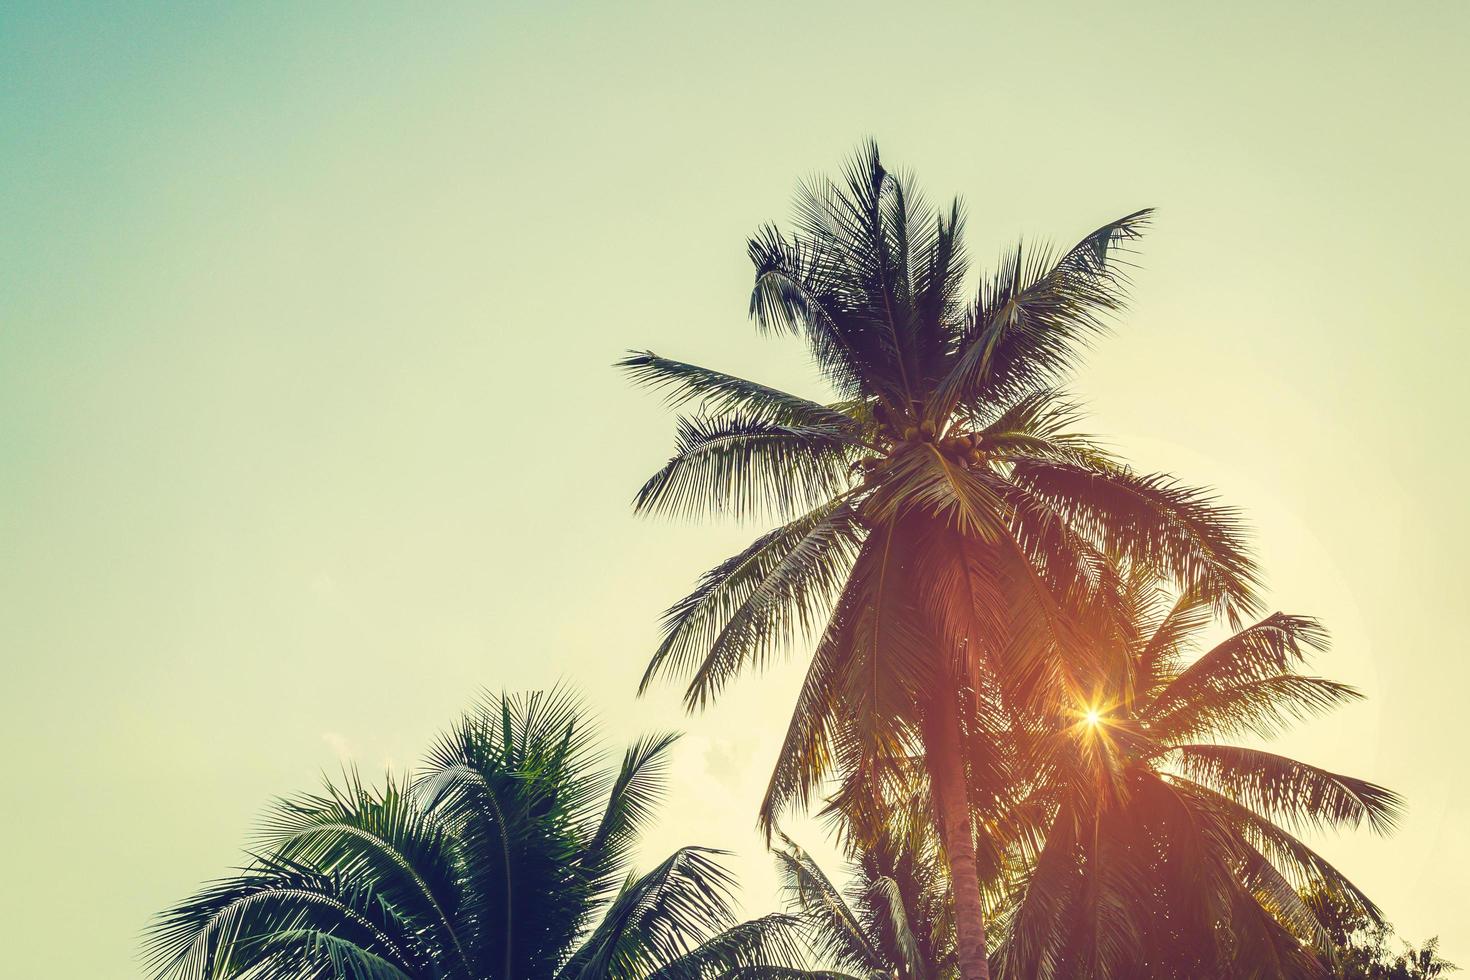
[322,732,353,759]
[703,738,753,789]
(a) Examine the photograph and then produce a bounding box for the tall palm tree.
[623,143,1258,978]
[146,688,807,980]
[989,571,1403,979]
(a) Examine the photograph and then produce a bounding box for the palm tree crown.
[990,571,1403,979]
[147,688,806,980]
[625,142,1260,979]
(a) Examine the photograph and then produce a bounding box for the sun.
[1084,708,1102,726]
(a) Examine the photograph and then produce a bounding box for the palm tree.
[623,142,1258,979]
[1397,938,1458,980]
[772,829,954,980]
[1305,884,1458,980]
[989,571,1403,979]
[146,688,808,980]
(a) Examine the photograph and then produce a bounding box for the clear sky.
[3,1,1467,974]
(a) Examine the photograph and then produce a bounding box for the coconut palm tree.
[988,570,1403,979]
[623,142,1258,979]
[146,688,808,980]
[1397,938,1459,980]
[772,828,955,980]
[1305,884,1458,980]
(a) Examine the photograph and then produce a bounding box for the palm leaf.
[561,847,739,980]
[1172,744,1403,834]
[634,412,856,521]
[581,731,681,902]
[647,913,808,980]
[1144,613,1330,718]
[934,209,1151,415]
[1147,673,1361,742]
[641,499,863,702]
[619,351,861,432]
[1006,460,1259,621]
[773,835,886,976]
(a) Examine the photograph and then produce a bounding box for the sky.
[2,1,1467,974]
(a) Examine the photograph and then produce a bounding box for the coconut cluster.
[857,403,988,483]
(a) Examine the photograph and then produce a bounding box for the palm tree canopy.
[1305,884,1459,980]
[988,571,1404,980]
[146,688,808,980]
[626,143,1276,980]
[774,828,956,980]
[623,142,1259,836]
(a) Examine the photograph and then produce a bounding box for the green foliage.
[626,141,1266,979]
[1306,886,1458,980]
[773,829,955,980]
[981,570,1403,979]
[632,141,1416,980]
[624,141,1259,841]
[774,571,1406,979]
[146,688,815,980]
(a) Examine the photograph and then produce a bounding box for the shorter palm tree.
[1305,884,1459,980]
[770,826,955,980]
[1396,939,1459,980]
[991,572,1404,980]
[147,688,807,980]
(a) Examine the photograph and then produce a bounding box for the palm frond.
[992,800,1083,980]
[1172,744,1403,835]
[145,861,422,980]
[1134,588,1215,698]
[1147,674,1361,742]
[1171,776,1385,924]
[934,209,1151,415]
[1144,613,1331,718]
[758,606,850,835]
[255,772,469,975]
[641,499,863,703]
[832,520,935,780]
[415,687,602,977]
[1236,847,1333,951]
[865,875,924,978]
[862,444,1009,541]
[717,970,871,980]
[270,930,417,980]
[562,847,739,980]
[647,913,808,980]
[634,412,857,522]
[581,731,681,901]
[619,351,861,432]
[1007,460,1259,621]
[773,835,886,976]
[746,225,876,401]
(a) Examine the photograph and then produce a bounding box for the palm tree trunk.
[924,680,990,980]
